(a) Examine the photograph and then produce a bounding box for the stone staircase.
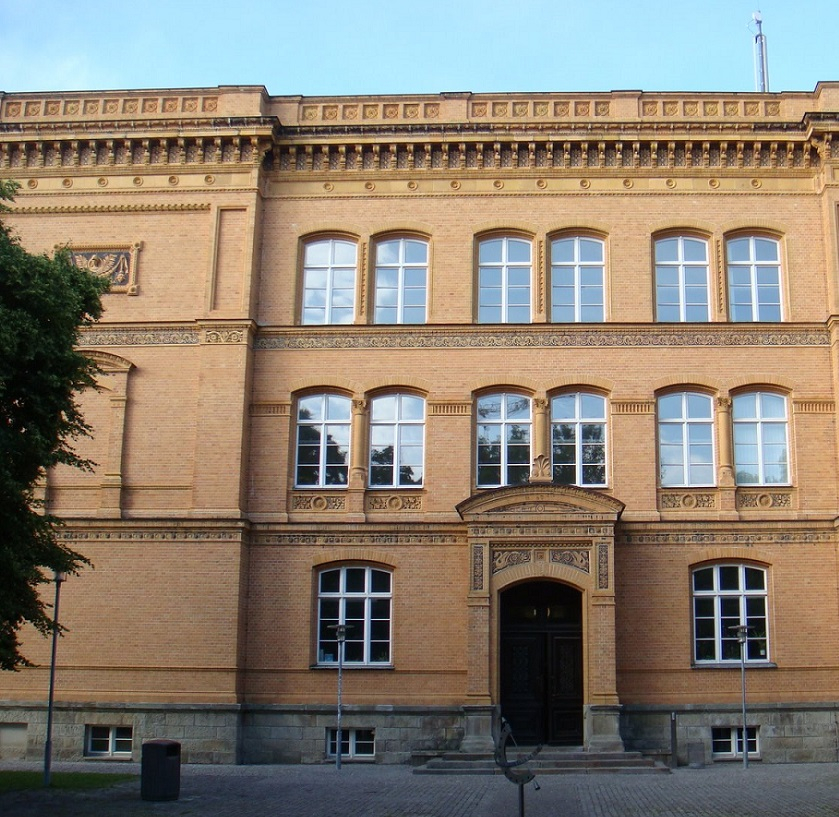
[413,748,670,775]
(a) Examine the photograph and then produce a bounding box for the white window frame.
[726,235,782,322]
[476,393,532,487]
[317,566,392,666]
[295,394,352,488]
[86,725,133,757]
[373,237,428,324]
[711,726,759,760]
[302,238,357,325]
[477,236,532,324]
[657,392,716,487]
[692,564,769,664]
[550,235,605,323]
[368,394,425,488]
[654,235,710,322]
[326,728,376,759]
[732,392,790,486]
[550,392,607,487]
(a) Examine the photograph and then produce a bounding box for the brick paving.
[3,760,839,816]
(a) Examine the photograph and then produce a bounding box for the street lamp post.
[730,624,750,770]
[333,624,347,770]
[44,571,66,787]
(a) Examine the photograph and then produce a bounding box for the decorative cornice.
[621,529,834,545]
[256,325,830,351]
[11,204,211,214]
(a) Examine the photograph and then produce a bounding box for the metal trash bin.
[141,739,181,801]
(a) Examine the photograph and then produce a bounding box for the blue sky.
[1,0,836,97]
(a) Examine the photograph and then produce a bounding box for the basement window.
[711,726,759,760]
[86,725,133,757]
[326,728,375,759]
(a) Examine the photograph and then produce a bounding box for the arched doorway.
[500,580,583,745]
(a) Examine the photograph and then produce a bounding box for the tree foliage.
[0,180,108,670]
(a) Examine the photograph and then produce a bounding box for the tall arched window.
[369,394,425,487]
[657,392,715,486]
[732,392,789,485]
[476,393,531,487]
[551,392,607,486]
[295,394,352,487]
[373,238,428,324]
[317,565,392,665]
[477,237,532,323]
[692,564,769,664]
[726,236,782,322]
[302,238,357,325]
[654,236,710,322]
[550,236,605,322]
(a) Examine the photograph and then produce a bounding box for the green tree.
[0,180,108,670]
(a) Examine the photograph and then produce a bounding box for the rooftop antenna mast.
[752,11,769,92]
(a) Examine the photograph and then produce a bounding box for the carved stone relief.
[69,243,141,294]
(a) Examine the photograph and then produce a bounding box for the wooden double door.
[499,581,583,746]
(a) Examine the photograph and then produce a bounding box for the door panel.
[500,634,544,744]
[548,635,583,743]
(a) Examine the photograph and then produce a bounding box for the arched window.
[654,236,710,322]
[550,236,605,322]
[476,393,531,487]
[551,392,607,486]
[732,392,789,485]
[373,238,428,324]
[692,564,769,664]
[726,236,782,322]
[657,392,715,487]
[369,394,425,487]
[477,237,532,323]
[295,394,351,487]
[317,565,392,665]
[302,238,357,325]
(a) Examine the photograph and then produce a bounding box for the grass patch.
[0,770,136,794]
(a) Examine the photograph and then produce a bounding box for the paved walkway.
[3,759,839,816]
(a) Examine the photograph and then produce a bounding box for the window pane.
[479,239,502,263]
[579,239,603,262]
[507,239,531,262]
[683,238,707,262]
[727,238,750,262]
[754,238,779,261]
[655,239,678,263]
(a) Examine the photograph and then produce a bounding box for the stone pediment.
[456,484,624,522]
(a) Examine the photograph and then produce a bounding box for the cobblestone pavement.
[3,760,839,816]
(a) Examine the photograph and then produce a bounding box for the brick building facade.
[1,83,839,765]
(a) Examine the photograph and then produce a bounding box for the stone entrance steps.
[413,748,670,775]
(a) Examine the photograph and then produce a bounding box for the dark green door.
[500,581,583,745]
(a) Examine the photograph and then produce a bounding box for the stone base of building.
[0,701,242,764]
[0,701,465,765]
[621,703,839,765]
[5,700,838,765]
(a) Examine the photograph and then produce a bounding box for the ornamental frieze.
[59,529,242,542]
[366,494,423,511]
[622,530,834,545]
[255,326,829,351]
[255,532,461,546]
[471,525,613,538]
[492,544,591,575]
[736,491,793,510]
[292,494,346,511]
[659,492,718,510]
[79,327,199,346]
